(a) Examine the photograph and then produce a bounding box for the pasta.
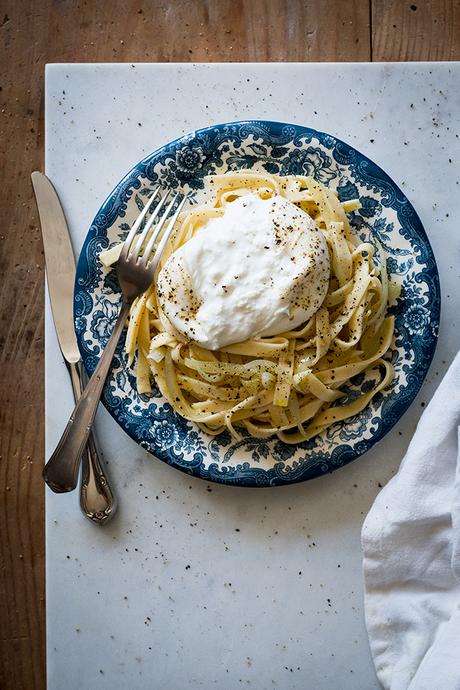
[100,171,395,444]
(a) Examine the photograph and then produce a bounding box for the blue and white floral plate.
[74,120,440,487]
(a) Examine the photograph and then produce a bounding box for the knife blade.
[31,171,80,363]
[31,171,115,523]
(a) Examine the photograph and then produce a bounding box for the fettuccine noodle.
[100,171,395,444]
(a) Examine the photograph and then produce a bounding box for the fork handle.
[43,301,131,493]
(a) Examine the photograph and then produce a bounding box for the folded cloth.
[362,352,460,690]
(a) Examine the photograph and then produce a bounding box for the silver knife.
[31,171,116,525]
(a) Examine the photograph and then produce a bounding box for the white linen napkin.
[362,352,460,690]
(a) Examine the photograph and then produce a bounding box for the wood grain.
[0,4,47,690]
[0,1,455,688]
[372,0,460,61]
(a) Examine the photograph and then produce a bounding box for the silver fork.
[43,186,187,493]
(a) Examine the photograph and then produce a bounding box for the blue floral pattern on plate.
[74,120,440,487]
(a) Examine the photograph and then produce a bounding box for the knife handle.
[43,302,130,494]
[71,362,116,525]
[44,358,116,527]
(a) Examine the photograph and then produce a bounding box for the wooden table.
[1,2,459,688]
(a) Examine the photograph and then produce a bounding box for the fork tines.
[120,186,187,268]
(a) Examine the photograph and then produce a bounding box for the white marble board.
[45,62,460,690]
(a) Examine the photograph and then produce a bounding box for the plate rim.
[74,119,441,487]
